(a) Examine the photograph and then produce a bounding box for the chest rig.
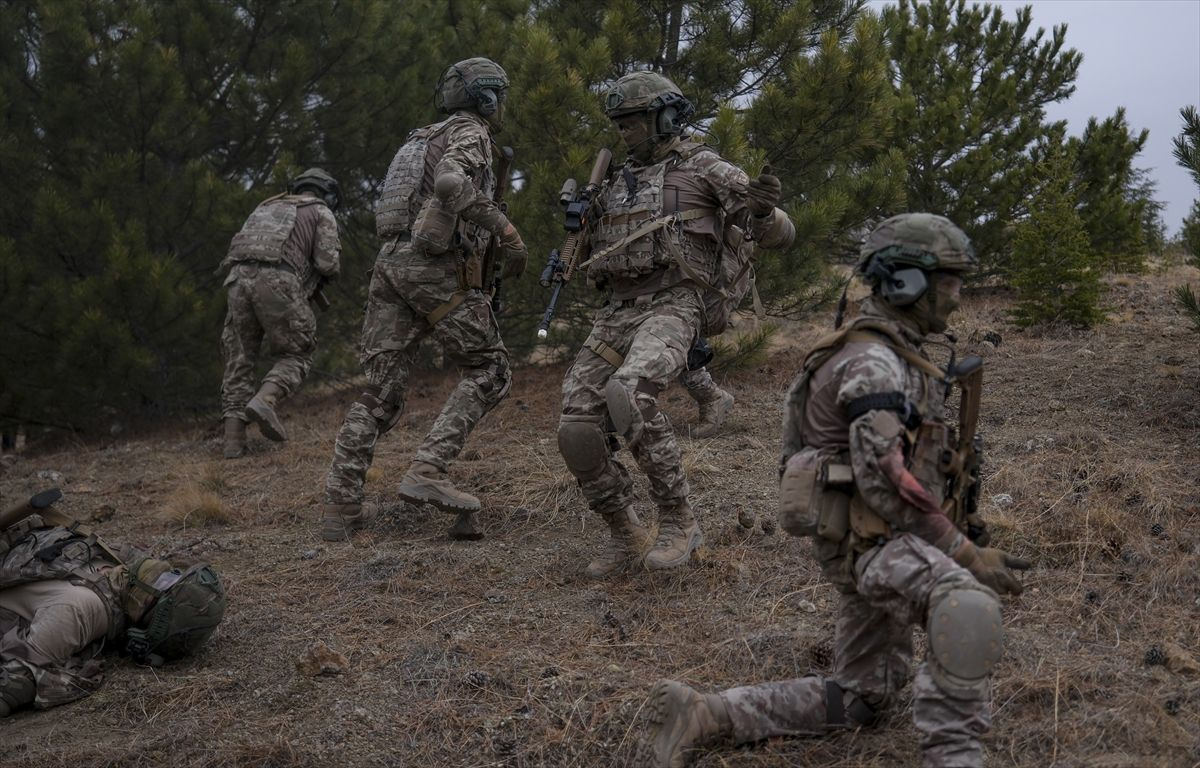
[225,195,317,268]
[586,141,718,291]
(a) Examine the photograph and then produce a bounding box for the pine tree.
[1172,105,1200,188]
[884,0,1080,275]
[1069,108,1151,272]
[1009,144,1101,328]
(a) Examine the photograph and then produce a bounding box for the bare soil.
[2,266,1199,768]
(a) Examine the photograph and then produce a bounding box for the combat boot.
[246,381,288,442]
[645,678,732,768]
[586,507,653,578]
[321,503,373,542]
[397,461,480,513]
[222,416,248,459]
[0,665,36,718]
[644,501,702,570]
[690,388,734,438]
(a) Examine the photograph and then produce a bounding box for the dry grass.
[1,267,1199,766]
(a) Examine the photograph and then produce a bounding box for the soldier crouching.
[641,214,1031,767]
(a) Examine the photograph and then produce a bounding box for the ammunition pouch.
[463,249,484,290]
[778,451,853,541]
[412,197,457,255]
[0,514,46,558]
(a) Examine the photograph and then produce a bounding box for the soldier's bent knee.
[357,385,405,434]
[557,415,610,481]
[605,377,661,443]
[926,579,1004,698]
[824,680,880,728]
[469,359,511,406]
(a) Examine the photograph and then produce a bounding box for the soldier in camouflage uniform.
[219,167,342,458]
[320,58,527,541]
[642,214,1031,767]
[0,490,225,716]
[679,338,734,439]
[556,72,794,577]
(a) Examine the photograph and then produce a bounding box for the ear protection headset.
[863,255,928,307]
[654,93,696,136]
[476,87,500,116]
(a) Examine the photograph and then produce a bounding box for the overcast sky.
[870,0,1200,235]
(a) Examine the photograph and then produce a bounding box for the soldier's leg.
[247,269,317,440]
[219,278,264,419]
[606,305,699,569]
[558,336,650,577]
[856,534,999,768]
[679,366,735,438]
[323,263,418,537]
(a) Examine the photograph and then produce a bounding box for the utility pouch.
[463,250,484,290]
[849,495,892,542]
[779,453,854,541]
[412,197,456,255]
[0,513,45,558]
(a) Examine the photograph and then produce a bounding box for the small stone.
[991,493,1014,507]
[91,505,116,523]
[301,549,319,561]
[448,511,484,541]
[295,641,349,676]
[796,599,817,613]
[36,470,65,485]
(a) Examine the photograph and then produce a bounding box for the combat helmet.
[857,213,976,307]
[289,167,341,211]
[603,71,695,135]
[123,558,227,666]
[435,57,509,118]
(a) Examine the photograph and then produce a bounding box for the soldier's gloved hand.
[954,542,1031,596]
[499,222,527,278]
[746,173,782,217]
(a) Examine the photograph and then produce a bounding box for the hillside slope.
[1,266,1199,767]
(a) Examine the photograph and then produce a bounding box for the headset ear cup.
[657,105,679,136]
[477,88,498,116]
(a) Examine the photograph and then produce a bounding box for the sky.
[870,0,1200,235]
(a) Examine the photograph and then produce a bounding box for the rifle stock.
[536,148,612,339]
[0,487,63,531]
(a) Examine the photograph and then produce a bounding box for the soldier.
[641,214,1031,768]
[0,490,225,717]
[219,167,342,458]
[556,72,794,577]
[679,338,734,439]
[320,57,527,542]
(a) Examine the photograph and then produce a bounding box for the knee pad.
[824,680,879,728]
[926,579,1004,698]
[557,415,610,481]
[469,359,511,407]
[357,385,405,434]
[605,377,660,444]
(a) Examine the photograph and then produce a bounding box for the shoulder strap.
[842,319,945,381]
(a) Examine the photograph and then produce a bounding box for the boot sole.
[246,400,288,442]
[397,483,481,513]
[644,679,696,768]
[644,529,704,570]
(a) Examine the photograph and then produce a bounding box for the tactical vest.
[375,114,493,242]
[777,316,948,544]
[225,195,318,267]
[588,141,720,291]
[0,523,127,645]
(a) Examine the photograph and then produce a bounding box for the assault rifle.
[536,148,613,339]
[483,145,515,314]
[939,354,989,545]
[310,276,332,311]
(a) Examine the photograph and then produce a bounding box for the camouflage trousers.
[559,285,703,517]
[721,534,991,768]
[220,264,316,419]
[324,242,510,505]
[679,366,720,403]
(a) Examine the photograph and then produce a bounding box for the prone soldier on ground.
[219,167,343,458]
[549,71,794,577]
[0,489,226,717]
[642,213,1030,767]
[321,57,527,542]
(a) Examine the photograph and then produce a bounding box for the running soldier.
[641,213,1030,767]
[321,58,527,541]
[556,72,794,577]
[219,168,342,458]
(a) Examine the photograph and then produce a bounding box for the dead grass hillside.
[1,266,1199,767]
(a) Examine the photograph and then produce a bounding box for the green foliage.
[1009,145,1101,328]
[1069,108,1149,272]
[884,0,1081,275]
[1173,105,1200,188]
[709,324,777,374]
[1174,283,1200,333]
[1181,201,1200,266]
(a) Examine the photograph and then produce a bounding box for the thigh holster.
[357,384,405,434]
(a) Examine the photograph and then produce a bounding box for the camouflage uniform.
[558,129,794,571]
[323,112,514,511]
[219,193,341,419]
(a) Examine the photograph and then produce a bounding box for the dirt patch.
[2,267,1199,766]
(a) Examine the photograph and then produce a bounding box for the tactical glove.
[746,173,782,217]
[953,542,1031,596]
[499,222,527,278]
